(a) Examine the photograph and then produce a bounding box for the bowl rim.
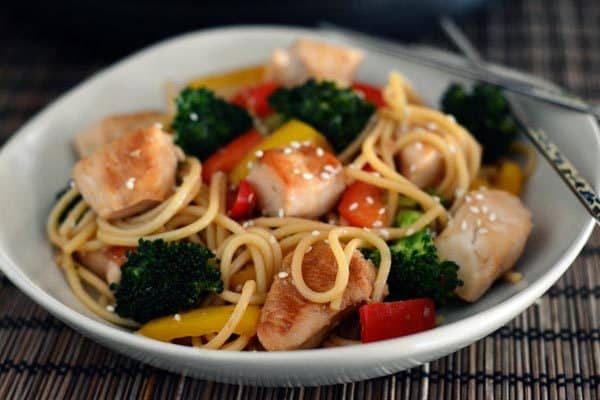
[0,24,596,367]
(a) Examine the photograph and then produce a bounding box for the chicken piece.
[245,145,345,218]
[74,111,164,158]
[265,39,363,87]
[75,246,129,284]
[435,189,532,302]
[396,141,444,189]
[72,126,179,220]
[257,242,376,351]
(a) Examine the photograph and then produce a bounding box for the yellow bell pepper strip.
[229,119,332,184]
[229,266,257,289]
[493,159,523,195]
[137,305,261,342]
[187,65,267,99]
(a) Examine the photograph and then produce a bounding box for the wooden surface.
[1,0,599,398]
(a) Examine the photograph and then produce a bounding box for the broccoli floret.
[54,182,82,223]
[111,239,223,323]
[268,79,375,152]
[441,83,518,163]
[365,210,462,306]
[171,87,252,159]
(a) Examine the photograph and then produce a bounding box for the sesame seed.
[414,141,423,151]
[278,208,285,218]
[290,141,301,149]
[305,246,313,253]
[174,313,181,322]
[461,220,468,231]
[380,229,389,239]
[475,193,485,200]
[423,307,431,317]
[366,196,374,205]
[293,168,301,175]
[378,207,386,215]
[348,164,359,169]
[303,140,311,146]
[447,114,456,123]
[448,144,457,154]
[465,195,472,203]
[476,218,482,227]
[409,164,417,173]
[348,202,359,211]
[373,220,383,227]
[311,230,320,237]
[278,271,289,279]
[255,150,264,158]
[302,172,314,180]
[371,172,382,177]
[69,180,75,188]
[470,206,480,214]
[234,284,243,292]
[153,122,163,129]
[427,122,438,131]
[320,172,331,180]
[489,213,497,222]
[270,237,277,244]
[479,228,489,235]
[242,221,250,228]
[189,112,198,121]
[283,147,293,155]
[455,188,465,198]
[363,227,371,231]
[481,206,489,214]
[405,228,414,235]
[324,239,329,244]
[129,149,141,158]
[316,147,325,157]
[106,305,115,312]
[433,196,441,203]
[324,164,336,172]
[125,177,136,190]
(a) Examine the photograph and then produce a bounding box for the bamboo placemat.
[1,0,600,398]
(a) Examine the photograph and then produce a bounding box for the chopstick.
[320,21,600,224]
[319,22,600,121]
[437,16,600,225]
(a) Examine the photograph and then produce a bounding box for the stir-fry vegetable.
[201,129,263,183]
[171,88,252,160]
[338,181,387,228]
[232,82,279,117]
[268,79,375,153]
[227,180,257,219]
[187,64,267,98]
[493,159,524,195]
[360,298,436,343]
[137,305,261,342]
[441,83,518,162]
[352,82,385,108]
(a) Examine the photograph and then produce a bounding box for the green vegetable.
[54,182,82,223]
[441,83,518,162]
[171,87,252,159]
[111,239,223,323]
[268,79,375,152]
[365,210,462,306]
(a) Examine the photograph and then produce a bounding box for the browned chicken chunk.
[74,111,164,158]
[75,246,129,284]
[72,126,179,220]
[435,189,532,302]
[246,145,345,218]
[266,39,363,87]
[396,141,444,189]
[257,242,377,351]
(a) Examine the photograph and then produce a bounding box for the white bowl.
[0,26,597,387]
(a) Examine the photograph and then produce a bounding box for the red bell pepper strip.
[227,180,257,220]
[359,299,436,343]
[352,82,385,107]
[201,129,263,183]
[231,82,280,117]
[338,180,387,228]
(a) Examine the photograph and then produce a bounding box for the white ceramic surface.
[0,26,598,387]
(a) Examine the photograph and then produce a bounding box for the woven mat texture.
[1,0,600,398]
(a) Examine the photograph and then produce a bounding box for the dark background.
[1,1,600,398]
